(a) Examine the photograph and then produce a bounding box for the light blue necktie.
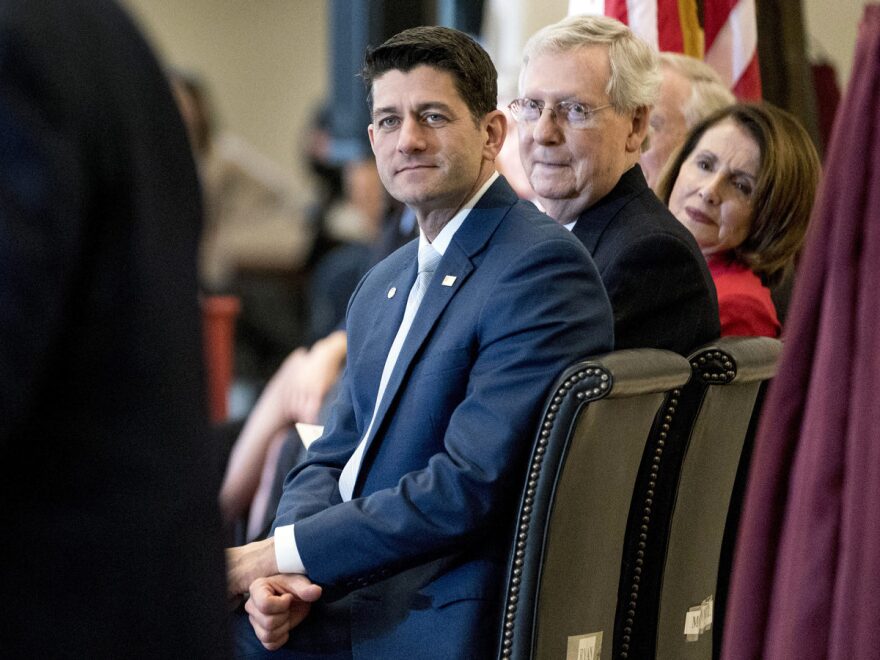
[338,242,442,501]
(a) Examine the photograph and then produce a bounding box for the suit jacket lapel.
[572,164,647,254]
[354,177,518,490]
[360,245,418,390]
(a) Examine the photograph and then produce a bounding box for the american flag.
[569,0,762,100]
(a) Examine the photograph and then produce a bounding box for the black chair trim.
[615,387,681,659]
[614,350,737,658]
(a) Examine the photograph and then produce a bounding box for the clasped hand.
[244,574,323,651]
[227,538,323,650]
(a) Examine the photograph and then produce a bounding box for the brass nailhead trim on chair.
[616,388,680,659]
[500,365,613,659]
[692,349,737,384]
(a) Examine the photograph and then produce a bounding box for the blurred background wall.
[117,0,866,414]
[121,0,328,197]
[803,0,862,89]
[120,0,863,187]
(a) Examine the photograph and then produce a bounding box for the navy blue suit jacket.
[571,165,719,354]
[270,177,613,658]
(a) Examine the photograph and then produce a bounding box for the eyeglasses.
[508,98,612,129]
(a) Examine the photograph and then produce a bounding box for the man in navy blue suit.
[227,26,613,658]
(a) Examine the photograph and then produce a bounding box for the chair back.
[498,349,692,660]
[653,337,781,660]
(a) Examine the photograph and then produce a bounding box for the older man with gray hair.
[641,52,736,190]
[514,14,719,354]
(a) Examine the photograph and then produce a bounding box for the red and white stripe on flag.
[569,0,761,100]
[603,0,689,53]
[703,0,761,100]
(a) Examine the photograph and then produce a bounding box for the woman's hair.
[656,102,821,286]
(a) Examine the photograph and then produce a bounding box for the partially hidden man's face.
[517,44,643,220]
[368,65,493,215]
[641,66,691,191]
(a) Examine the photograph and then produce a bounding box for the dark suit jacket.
[571,164,719,354]
[268,177,614,658]
[0,1,228,656]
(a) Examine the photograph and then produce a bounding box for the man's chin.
[529,183,577,202]
[391,188,439,208]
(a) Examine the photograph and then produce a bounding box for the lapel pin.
[442,275,457,287]
[387,287,397,299]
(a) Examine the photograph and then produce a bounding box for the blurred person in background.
[171,72,313,294]
[495,103,538,201]
[640,52,735,191]
[172,73,317,390]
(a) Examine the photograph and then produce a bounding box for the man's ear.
[625,106,650,153]
[367,123,376,152]
[482,109,507,161]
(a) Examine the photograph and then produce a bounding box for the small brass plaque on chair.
[566,631,602,660]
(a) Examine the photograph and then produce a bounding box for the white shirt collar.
[419,171,500,256]
[563,218,577,232]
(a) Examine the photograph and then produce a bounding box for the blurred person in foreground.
[640,51,735,191]
[226,25,612,658]
[656,103,821,337]
[514,14,719,354]
[0,0,227,656]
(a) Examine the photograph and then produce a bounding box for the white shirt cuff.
[273,524,306,574]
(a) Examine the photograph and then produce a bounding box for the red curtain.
[722,6,880,658]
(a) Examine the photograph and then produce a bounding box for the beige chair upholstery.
[498,349,692,660]
[653,337,782,660]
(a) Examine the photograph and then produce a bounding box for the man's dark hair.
[362,26,497,124]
